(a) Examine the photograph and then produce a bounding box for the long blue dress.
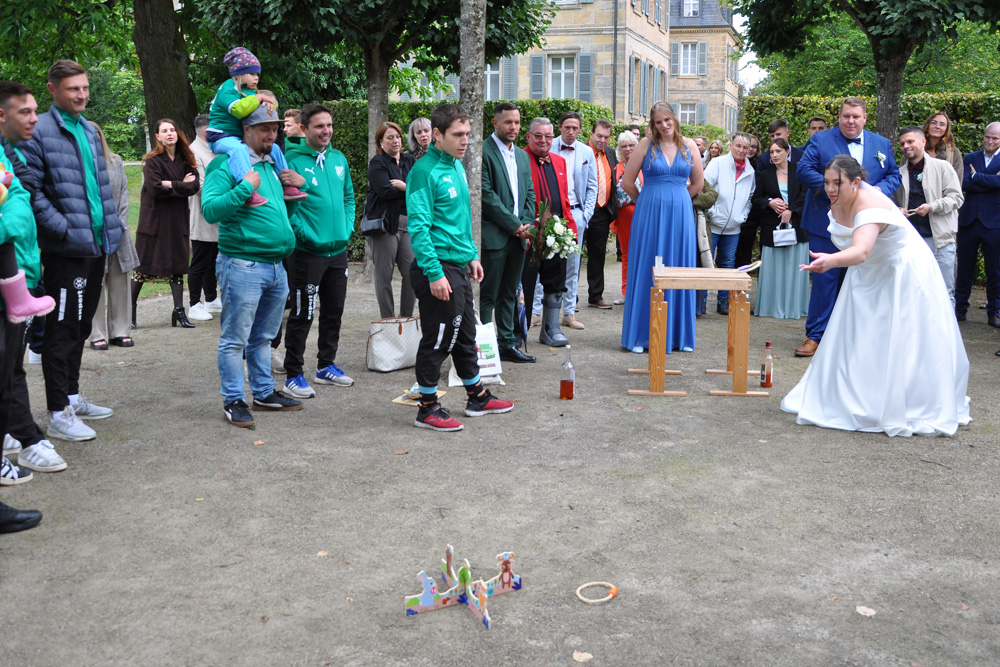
[621,145,697,352]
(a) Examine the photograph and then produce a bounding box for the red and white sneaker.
[464,391,514,417]
[414,403,464,432]
[283,186,308,201]
[245,191,268,208]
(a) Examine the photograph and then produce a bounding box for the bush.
[741,93,1000,155]
[324,98,614,260]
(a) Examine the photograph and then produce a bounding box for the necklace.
[776,168,788,174]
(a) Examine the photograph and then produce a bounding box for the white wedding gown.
[781,186,971,437]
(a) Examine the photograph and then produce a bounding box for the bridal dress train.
[781,185,971,437]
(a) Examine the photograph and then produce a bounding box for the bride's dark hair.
[825,154,867,183]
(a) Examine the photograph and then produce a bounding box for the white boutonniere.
[876,151,886,168]
[916,172,923,182]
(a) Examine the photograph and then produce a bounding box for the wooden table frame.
[627,267,768,398]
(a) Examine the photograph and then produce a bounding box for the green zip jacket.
[286,141,355,257]
[405,143,478,282]
[208,79,261,139]
[201,152,296,263]
[0,152,41,291]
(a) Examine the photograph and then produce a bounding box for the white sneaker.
[284,374,316,398]
[28,350,42,365]
[3,433,21,458]
[271,348,286,374]
[17,440,67,473]
[188,302,213,321]
[204,297,223,313]
[47,406,97,442]
[0,456,32,486]
[72,396,113,420]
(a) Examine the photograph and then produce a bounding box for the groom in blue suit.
[794,97,901,356]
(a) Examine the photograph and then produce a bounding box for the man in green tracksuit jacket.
[406,103,514,433]
[279,103,356,398]
[201,105,304,427]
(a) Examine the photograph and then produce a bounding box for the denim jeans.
[211,136,289,183]
[924,237,957,309]
[711,232,740,304]
[216,254,289,404]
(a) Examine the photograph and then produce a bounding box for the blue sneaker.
[284,374,316,398]
[316,364,354,387]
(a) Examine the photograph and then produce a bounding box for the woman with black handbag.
[364,121,416,318]
[752,138,809,319]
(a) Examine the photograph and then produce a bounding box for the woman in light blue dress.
[620,102,704,353]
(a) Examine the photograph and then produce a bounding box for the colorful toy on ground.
[404,544,522,629]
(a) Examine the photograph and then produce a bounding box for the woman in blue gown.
[620,102,704,353]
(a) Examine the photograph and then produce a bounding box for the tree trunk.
[871,41,915,141]
[459,0,487,251]
[365,48,391,161]
[132,0,198,140]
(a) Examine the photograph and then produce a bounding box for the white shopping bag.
[447,321,505,386]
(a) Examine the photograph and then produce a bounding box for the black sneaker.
[414,403,464,431]
[223,400,255,428]
[252,392,304,412]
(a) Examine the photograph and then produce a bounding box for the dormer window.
[683,0,699,17]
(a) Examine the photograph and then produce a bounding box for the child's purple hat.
[224,47,261,77]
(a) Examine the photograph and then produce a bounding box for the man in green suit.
[480,102,537,363]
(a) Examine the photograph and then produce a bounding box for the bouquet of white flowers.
[532,201,581,265]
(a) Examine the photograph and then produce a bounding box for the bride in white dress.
[781,155,970,436]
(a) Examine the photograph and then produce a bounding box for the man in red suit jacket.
[521,117,576,347]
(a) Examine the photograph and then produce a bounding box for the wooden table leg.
[629,288,685,396]
[706,290,756,377]
[711,290,768,397]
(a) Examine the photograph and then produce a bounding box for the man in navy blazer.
[794,97,901,356]
[955,122,1000,328]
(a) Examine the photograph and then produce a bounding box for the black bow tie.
[847,136,862,145]
[560,144,574,151]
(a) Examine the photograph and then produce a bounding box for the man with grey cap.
[201,105,306,427]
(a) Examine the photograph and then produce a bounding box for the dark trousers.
[734,218,760,269]
[804,236,846,343]
[188,240,219,306]
[480,237,527,350]
[521,253,568,314]
[585,206,614,303]
[27,281,46,353]
[0,319,22,439]
[7,321,46,448]
[40,252,105,412]
[411,261,479,390]
[282,250,348,377]
[955,218,1000,317]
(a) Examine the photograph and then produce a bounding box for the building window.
[485,61,502,101]
[683,0,699,17]
[549,56,575,99]
[680,44,698,76]
[678,103,697,125]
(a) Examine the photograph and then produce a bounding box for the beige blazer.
[891,157,964,248]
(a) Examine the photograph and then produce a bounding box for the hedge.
[741,93,1000,155]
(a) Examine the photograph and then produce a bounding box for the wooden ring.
[576,581,618,605]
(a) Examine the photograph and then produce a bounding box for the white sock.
[68,394,80,405]
[51,410,63,421]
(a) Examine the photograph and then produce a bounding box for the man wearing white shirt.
[546,111,597,330]
[480,103,536,362]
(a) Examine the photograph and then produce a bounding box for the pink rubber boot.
[1,270,56,323]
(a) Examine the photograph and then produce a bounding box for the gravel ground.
[1,264,998,666]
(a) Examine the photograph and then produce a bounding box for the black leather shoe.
[717,302,729,316]
[500,347,536,363]
[990,315,1000,328]
[956,311,966,321]
[0,502,42,534]
[995,349,1000,357]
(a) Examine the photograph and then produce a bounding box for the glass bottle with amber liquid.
[760,340,773,388]
[560,346,575,400]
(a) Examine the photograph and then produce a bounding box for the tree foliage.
[754,18,1000,97]
[735,0,1000,139]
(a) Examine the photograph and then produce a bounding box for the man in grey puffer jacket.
[20,60,124,443]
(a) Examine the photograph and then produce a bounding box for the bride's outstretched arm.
[801,223,880,273]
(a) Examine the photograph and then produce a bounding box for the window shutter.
[655,0,662,24]
[578,53,594,103]
[653,67,660,102]
[670,103,679,116]
[698,41,708,76]
[640,61,648,114]
[628,55,635,114]
[643,0,650,15]
[697,102,706,126]
[502,56,517,99]
[530,54,544,99]
[670,42,680,76]
[444,73,459,100]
